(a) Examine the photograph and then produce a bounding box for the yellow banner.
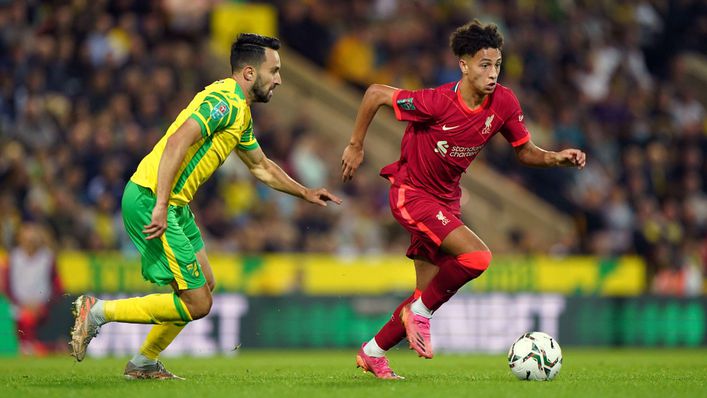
[469,255,645,296]
[7,252,643,296]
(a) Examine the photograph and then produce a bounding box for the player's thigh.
[195,248,215,292]
[170,208,212,318]
[122,182,184,287]
[413,257,439,291]
[166,205,209,290]
[147,210,207,291]
[123,182,206,290]
[178,204,212,288]
[440,224,489,256]
[179,204,206,253]
[389,185,463,247]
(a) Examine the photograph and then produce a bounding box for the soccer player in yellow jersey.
[69,33,342,379]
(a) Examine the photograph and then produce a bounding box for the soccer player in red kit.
[341,20,586,379]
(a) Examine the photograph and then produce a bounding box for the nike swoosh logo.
[442,124,459,131]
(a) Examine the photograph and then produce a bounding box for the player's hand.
[341,143,364,182]
[143,204,168,240]
[555,149,586,169]
[303,188,343,207]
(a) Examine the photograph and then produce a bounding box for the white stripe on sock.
[131,353,157,367]
[363,337,387,357]
[411,298,433,318]
[89,299,107,326]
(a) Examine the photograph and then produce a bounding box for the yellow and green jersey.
[130,78,258,206]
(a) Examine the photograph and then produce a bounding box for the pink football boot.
[400,303,433,358]
[355,343,404,380]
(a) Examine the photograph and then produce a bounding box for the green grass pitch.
[2,349,705,398]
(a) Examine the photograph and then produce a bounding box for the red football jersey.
[381,81,530,203]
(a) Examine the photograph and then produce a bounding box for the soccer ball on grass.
[507,331,562,381]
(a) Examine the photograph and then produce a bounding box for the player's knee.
[455,250,492,276]
[183,290,213,320]
[188,296,213,320]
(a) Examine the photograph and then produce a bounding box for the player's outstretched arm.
[237,146,342,206]
[144,118,204,240]
[514,140,586,169]
[341,84,398,182]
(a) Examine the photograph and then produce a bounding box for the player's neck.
[232,75,253,105]
[458,80,487,109]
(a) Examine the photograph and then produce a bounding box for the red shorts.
[388,183,463,261]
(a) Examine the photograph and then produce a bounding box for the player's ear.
[459,59,468,74]
[244,66,256,82]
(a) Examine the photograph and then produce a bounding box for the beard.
[251,75,273,103]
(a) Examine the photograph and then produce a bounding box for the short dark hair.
[450,20,503,58]
[230,33,281,73]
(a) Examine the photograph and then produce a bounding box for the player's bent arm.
[514,140,586,169]
[154,118,204,207]
[341,84,398,182]
[514,140,556,167]
[348,84,398,148]
[236,146,307,198]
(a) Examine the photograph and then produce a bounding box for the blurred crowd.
[0,0,705,297]
[0,0,394,261]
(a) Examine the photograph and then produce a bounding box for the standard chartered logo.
[434,140,449,156]
[435,140,484,158]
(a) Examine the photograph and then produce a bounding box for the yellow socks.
[139,323,187,360]
[101,293,193,366]
[103,293,192,324]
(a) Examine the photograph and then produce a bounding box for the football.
[507,332,563,381]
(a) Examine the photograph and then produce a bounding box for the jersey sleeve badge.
[396,97,416,110]
[210,101,229,120]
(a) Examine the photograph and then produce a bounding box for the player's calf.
[421,250,492,311]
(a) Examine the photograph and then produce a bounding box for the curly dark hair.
[450,20,503,58]
[230,33,281,72]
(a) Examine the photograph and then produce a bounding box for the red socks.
[420,251,491,312]
[373,290,421,350]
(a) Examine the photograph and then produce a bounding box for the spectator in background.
[0,222,62,355]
